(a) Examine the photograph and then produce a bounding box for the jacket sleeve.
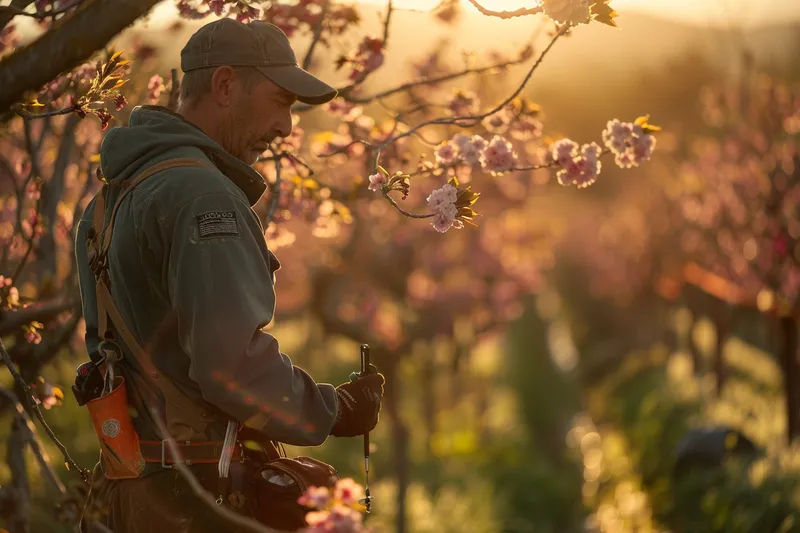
[165,190,338,446]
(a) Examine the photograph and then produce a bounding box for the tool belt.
[77,158,340,531]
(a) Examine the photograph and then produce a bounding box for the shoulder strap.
[89,158,216,438]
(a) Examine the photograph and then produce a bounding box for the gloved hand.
[330,366,385,438]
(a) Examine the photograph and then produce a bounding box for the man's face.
[223,70,297,166]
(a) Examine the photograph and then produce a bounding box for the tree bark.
[383,356,409,533]
[0,299,77,337]
[6,416,30,533]
[0,0,162,115]
[0,0,33,32]
[713,300,728,397]
[37,114,79,283]
[779,316,800,443]
[685,295,703,376]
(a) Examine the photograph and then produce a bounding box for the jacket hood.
[98,105,267,205]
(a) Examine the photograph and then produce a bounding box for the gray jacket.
[75,105,338,448]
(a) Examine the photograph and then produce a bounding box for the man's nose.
[277,121,292,139]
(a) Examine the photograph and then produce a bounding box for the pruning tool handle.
[349,344,375,513]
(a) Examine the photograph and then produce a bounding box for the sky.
[142,0,800,29]
[362,0,800,27]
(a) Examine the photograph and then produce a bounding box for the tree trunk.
[383,356,409,533]
[0,0,162,116]
[36,114,79,284]
[779,316,800,443]
[687,306,703,376]
[6,416,30,533]
[713,300,728,397]
[421,352,435,457]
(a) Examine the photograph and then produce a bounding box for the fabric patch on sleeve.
[196,211,239,239]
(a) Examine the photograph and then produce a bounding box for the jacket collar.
[140,106,268,206]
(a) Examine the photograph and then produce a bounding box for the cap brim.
[257,65,338,105]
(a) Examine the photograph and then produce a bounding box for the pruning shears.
[349,343,375,513]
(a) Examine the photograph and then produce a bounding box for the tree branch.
[0,0,84,19]
[0,0,33,32]
[0,299,78,337]
[381,191,434,219]
[375,25,566,157]
[15,105,80,120]
[149,408,280,533]
[0,0,162,115]
[345,54,529,105]
[265,153,282,227]
[6,414,30,533]
[301,0,330,71]
[464,0,543,18]
[0,385,66,497]
[334,0,394,98]
[0,338,89,484]
[167,68,180,111]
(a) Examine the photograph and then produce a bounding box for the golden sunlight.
[357,0,800,25]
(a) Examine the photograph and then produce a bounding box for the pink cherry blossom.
[333,478,365,506]
[368,172,387,192]
[298,485,331,510]
[434,141,458,166]
[480,135,518,175]
[602,119,657,168]
[556,142,602,189]
[426,183,457,211]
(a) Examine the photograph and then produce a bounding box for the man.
[75,18,385,532]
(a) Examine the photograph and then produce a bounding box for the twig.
[345,54,529,105]
[14,105,79,120]
[381,191,434,219]
[464,0,543,18]
[0,0,33,32]
[382,0,394,44]
[376,26,566,154]
[167,68,180,111]
[283,151,315,176]
[12,119,45,283]
[0,338,89,484]
[317,139,373,159]
[0,0,83,19]
[511,162,556,171]
[335,0,394,97]
[302,0,330,71]
[149,407,279,533]
[0,385,66,496]
[265,153,282,227]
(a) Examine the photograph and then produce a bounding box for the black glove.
[330,367,385,438]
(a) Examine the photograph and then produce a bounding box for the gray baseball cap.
[180,18,337,105]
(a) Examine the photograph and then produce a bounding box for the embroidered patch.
[196,210,239,239]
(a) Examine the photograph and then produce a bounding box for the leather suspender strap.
[90,158,216,438]
[92,186,108,339]
[98,158,213,254]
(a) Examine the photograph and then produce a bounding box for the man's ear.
[209,66,237,108]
